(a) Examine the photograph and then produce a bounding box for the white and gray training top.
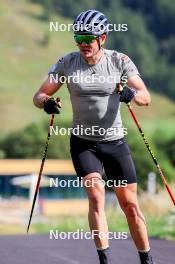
[48,49,139,141]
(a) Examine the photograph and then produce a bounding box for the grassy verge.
[0,191,174,239]
[0,210,174,240]
[33,207,175,240]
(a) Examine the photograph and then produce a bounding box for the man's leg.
[113,183,154,263]
[70,134,112,263]
[83,173,112,264]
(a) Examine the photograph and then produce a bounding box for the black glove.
[44,97,61,114]
[119,86,136,104]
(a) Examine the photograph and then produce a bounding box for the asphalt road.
[0,235,174,264]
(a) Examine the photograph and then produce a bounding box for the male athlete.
[33,9,155,264]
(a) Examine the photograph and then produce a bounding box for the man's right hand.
[44,97,61,114]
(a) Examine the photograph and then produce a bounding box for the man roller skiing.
[33,9,155,264]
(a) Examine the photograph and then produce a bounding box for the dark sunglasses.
[74,35,98,44]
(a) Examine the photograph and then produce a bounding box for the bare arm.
[127,75,151,106]
[33,77,63,108]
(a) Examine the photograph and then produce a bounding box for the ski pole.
[126,100,175,206]
[27,114,55,233]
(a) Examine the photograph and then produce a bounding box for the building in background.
[0,160,86,199]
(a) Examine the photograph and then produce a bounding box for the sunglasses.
[74,35,98,44]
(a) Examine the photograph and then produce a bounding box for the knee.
[122,202,139,219]
[88,191,104,212]
[84,174,105,212]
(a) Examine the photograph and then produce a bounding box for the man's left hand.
[118,85,137,104]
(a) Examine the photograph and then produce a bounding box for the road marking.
[57,255,80,264]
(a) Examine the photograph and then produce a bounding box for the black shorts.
[70,134,137,184]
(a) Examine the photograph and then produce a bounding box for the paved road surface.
[0,235,174,264]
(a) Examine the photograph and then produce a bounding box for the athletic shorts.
[70,134,137,184]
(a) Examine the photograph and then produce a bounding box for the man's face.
[74,35,106,59]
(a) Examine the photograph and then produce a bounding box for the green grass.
[33,191,175,240]
[33,209,175,240]
[146,215,175,240]
[0,0,75,132]
[0,207,174,239]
